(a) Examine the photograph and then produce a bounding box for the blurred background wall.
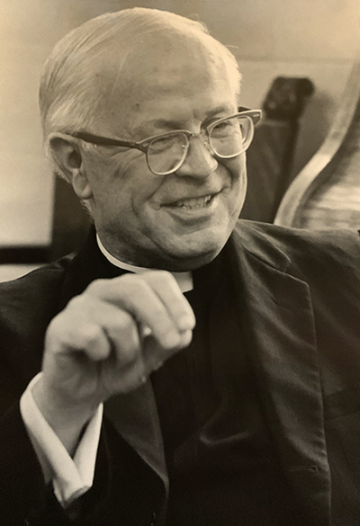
[0,0,359,250]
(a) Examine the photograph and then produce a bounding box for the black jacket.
[1,220,360,526]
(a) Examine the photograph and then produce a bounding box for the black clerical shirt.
[152,248,305,525]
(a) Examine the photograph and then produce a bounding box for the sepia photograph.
[0,1,360,524]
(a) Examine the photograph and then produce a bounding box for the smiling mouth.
[166,194,216,210]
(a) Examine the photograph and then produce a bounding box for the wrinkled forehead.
[95,28,236,108]
[124,28,228,72]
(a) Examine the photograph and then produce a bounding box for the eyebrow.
[136,105,234,134]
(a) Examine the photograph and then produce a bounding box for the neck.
[96,234,193,293]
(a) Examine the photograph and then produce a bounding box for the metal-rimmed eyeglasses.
[67,107,261,176]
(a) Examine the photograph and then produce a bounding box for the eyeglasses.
[67,107,261,176]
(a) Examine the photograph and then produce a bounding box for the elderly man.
[0,7,360,526]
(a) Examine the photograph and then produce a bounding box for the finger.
[50,300,149,394]
[85,301,153,391]
[92,298,192,382]
[97,306,142,368]
[94,305,157,393]
[142,328,193,374]
[140,271,196,331]
[86,275,189,350]
[46,307,111,362]
[73,298,146,377]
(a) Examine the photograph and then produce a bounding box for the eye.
[150,134,181,153]
[211,118,239,137]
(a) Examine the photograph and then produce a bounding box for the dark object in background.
[240,77,314,223]
[263,77,314,121]
[51,177,91,260]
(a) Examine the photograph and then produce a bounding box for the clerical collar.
[96,234,193,293]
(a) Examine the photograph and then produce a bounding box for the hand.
[32,271,195,453]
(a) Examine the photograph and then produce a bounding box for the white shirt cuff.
[20,373,103,507]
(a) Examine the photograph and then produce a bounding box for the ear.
[48,133,93,200]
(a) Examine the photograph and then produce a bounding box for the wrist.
[32,377,99,455]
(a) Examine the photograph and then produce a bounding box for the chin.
[158,235,228,271]
[158,252,219,272]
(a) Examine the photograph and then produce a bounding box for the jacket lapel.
[229,224,331,525]
[104,384,168,493]
[57,228,168,493]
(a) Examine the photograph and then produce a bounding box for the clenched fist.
[32,271,195,453]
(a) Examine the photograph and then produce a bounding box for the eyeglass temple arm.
[71,131,147,151]
[238,106,262,125]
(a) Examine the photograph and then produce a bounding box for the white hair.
[40,7,242,139]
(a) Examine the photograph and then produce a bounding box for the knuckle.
[114,312,133,331]
[160,328,193,351]
[107,318,140,364]
[67,295,85,311]
[117,273,141,287]
[86,278,109,296]
[119,346,139,366]
[159,330,182,350]
[106,313,135,341]
[144,270,174,285]
[80,324,103,347]
[117,273,134,284]
[179,329,193,347]
[151,269,172,280]
[113,338,140,367]
[46,309,74,338]
[45,317,61,344]
[116,274,149,295]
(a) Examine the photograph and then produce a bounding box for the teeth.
[175,195,213,209]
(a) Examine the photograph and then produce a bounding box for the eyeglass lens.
[209,115,252,158]
[147,134,188,175]
[147,115,252,175]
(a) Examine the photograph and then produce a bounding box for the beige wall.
[0,0,359,246]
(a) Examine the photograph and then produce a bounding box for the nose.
[175,135,218,178]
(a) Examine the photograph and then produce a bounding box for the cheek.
[225,159,247,218]
[224,155,247,193]
[236,171,248,210]
[88,155,154,206]
[120,169,166,213]
[108,173,165,224]
[221,153,246,179]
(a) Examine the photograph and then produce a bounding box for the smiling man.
[47,16,250,271]
[1,7,360,526]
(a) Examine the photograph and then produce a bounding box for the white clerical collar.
[96,234,193,293]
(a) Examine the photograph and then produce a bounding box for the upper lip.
[162,190,221,206]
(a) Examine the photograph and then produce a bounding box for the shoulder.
[234,220,360,270]
[234,221,360,386]
[0,255,72,301]
[0,255,73,335]
[0,256,74,387]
